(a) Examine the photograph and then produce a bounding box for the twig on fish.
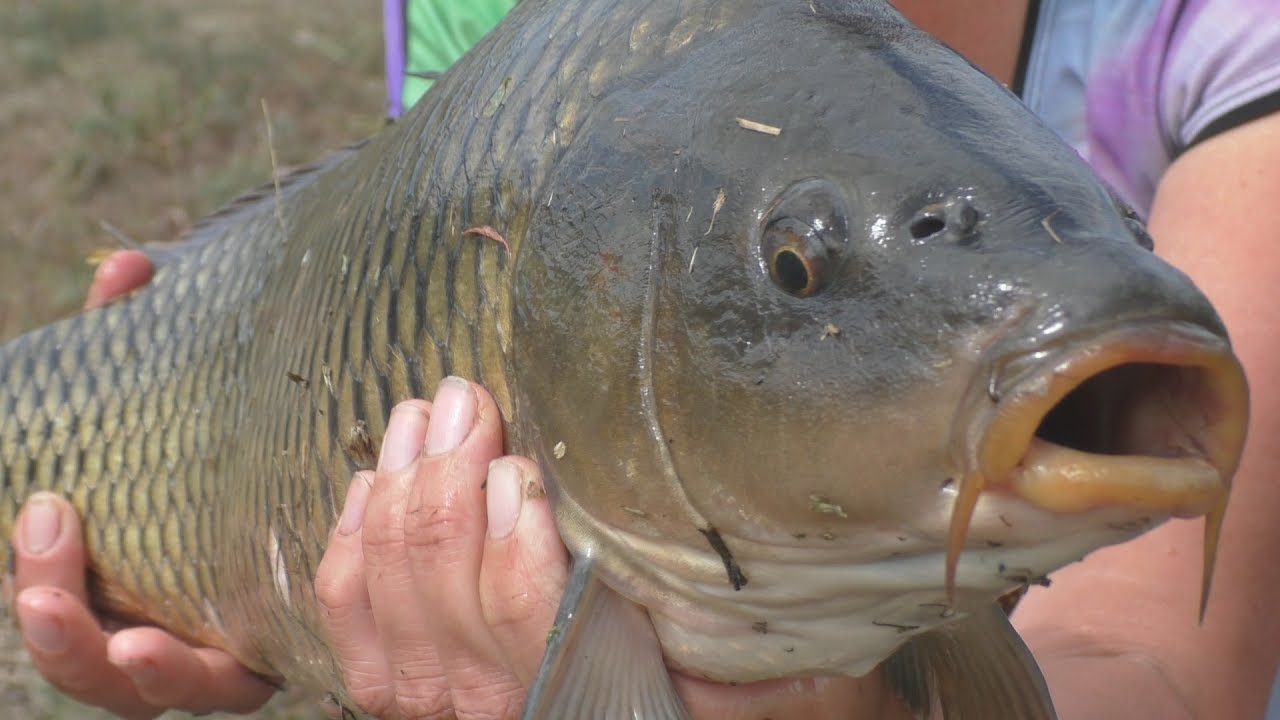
[809,494,848,518]
[1040,208,1063,244]
[261,98,286,236]
[463,225,511,254]
[872,619,922,633]
[699,526,749,590]
[688,246,699,274]
[97,220,141,250]
[321,362,335,397]
[705,188,726,236]
[735,117,782,135]
[482,77,512,118]
[346,420,377,466]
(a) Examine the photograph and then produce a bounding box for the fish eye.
[761,179,849,297]
[767,224,825,296]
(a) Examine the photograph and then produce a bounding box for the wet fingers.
[478,456,569,687]
[16,587,161,720]
[315,471,397,712]
[84,249,154,310]
[405,379,527,718]
[106,628,274,714]
[12,493,89,603]
[359,399,454,718]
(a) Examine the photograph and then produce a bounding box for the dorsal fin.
[140,139,368,266]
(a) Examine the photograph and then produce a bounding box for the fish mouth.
[945,322,1249,612]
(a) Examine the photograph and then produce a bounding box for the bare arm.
[1016,112,1280,719]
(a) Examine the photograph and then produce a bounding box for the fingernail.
[18,601,67,654]
[21,493,62,556]
[337,472,373,535]
[113,657,158,689]
[378,402,430,471]
[487,460,523,540]
[319,694,344,719]
[425,377,476,456]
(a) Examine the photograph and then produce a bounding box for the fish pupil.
[773,248,812,295]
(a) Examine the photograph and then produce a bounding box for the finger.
[12,494,272,717]
[12,493,89,603]
[106,628,275,714]
[361,399,454,718]
[478,456,570,686]
[315,471,397,714]
[406,379,525,717]
[16,587,161,720]
[84,249,155,310]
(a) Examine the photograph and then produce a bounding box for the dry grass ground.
[1,1,385,716]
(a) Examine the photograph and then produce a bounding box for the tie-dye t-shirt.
[1020,0,1280,217]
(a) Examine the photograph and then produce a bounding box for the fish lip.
[954,320,1250,518]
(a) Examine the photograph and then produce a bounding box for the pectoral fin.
[521,556,691,720]
[882,603,1057,720]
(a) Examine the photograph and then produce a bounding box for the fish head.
[511,0,1248,682]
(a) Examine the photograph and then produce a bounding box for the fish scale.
[0,0,695,700]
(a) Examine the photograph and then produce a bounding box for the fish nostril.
[908,214,946,240]
[908,198,981,243]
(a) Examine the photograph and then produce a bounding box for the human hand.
[11,495,276,719]
[9,248,274,719]
[315,378,903,719]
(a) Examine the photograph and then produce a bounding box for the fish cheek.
[509,141,713,546]
[648,240,958,541]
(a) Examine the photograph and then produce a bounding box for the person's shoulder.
[1145,0,1280,150]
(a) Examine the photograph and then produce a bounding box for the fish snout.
[943,321,1248,604]
[906,196,982,246]
[974,324,1247,517]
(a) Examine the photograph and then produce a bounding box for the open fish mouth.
[945,322,1250,610]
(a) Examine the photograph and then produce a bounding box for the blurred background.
[1,1,384,716]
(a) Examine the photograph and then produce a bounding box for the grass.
[1,0,385,716]
[0,0,385,340]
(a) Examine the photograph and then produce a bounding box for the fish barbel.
[0,1,1249,718]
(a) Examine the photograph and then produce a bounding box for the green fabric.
[403,0,517,110]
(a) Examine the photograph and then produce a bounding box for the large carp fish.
[0,0,1250,718]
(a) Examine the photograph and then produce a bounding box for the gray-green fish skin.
[0,0,1248,716]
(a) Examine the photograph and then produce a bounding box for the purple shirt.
[1021,0,1280,216]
